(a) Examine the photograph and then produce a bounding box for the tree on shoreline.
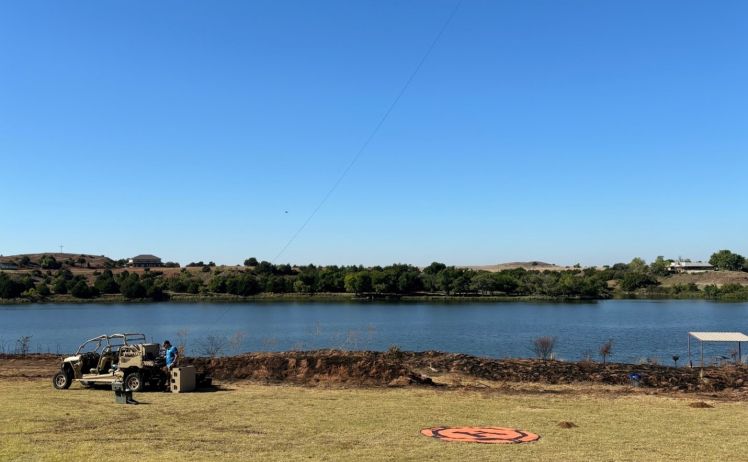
[709,250,745,271]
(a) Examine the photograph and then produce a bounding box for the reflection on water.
[1,299,748,364]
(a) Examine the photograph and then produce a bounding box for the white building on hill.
[668,261,714,273]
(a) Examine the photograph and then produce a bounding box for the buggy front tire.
[124,372,143,392]
[53,370,72,390]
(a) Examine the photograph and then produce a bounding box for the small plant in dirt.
[386,344,403,360]
[196,335,227,358]
[531,336,556,361]
[599,339,613,364]
[15,336,32,356]
[579,350,595,366]
[228,331,247,354]
[176,329,189,356]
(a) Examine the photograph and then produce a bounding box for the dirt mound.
[184,350,748,392]
[187,351,748,391]
[689,401,714,408]
[402,352,748,392]
[186,350,436,387]
[6,351,748,393]
[558,421,578,428]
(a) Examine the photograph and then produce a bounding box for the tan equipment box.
[170,366,196,393]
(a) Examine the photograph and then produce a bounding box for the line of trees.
[201,261,611,298]
[1,249,746,301]
[0,261,613,300]
[0,269,168,301]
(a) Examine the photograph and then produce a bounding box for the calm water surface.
[2,300,748,364]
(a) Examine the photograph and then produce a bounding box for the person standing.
[162,340,179,391]
[163,340,179,369]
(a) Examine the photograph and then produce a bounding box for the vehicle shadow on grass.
[192,384,232,393]
[85,384,232,394]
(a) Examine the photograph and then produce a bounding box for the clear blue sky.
[1,1,746,267]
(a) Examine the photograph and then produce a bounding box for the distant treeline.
[1,249,747,302]
[0,263,609,301]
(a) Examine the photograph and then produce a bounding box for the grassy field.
[1,380,747,461]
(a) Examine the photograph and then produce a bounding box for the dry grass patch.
[1,379,747,461]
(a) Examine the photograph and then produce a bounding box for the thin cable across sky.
[273,0,463,262]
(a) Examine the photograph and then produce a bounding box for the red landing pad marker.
[420,426,540,444]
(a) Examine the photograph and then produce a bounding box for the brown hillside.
[0,253,114,269]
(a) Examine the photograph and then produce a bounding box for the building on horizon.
[668,261,714,274]
[128,254,163,268]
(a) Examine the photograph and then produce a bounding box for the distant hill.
[0,253,114,269]
[463,261,570,272]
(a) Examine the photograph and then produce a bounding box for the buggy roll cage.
[74,333,148,355]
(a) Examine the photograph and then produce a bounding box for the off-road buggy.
[52,333,166,392]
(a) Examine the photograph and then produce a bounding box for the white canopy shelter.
[688,332,748,367]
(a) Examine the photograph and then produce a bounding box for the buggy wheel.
[53,370,72,390]
[124,372,143,392]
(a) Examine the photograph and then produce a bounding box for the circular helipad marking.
[420,426,540,444]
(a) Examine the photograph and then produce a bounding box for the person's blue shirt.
[165,346,178,367]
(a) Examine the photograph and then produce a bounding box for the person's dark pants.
[163,366,173,391]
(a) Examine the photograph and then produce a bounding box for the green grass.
[2,380,748,461]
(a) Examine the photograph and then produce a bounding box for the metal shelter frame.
[688,332,748,367]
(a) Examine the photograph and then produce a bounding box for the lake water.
[2,300,748,365]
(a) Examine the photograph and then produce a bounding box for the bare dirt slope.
[464,261,569,272]
[660,271,748,287]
